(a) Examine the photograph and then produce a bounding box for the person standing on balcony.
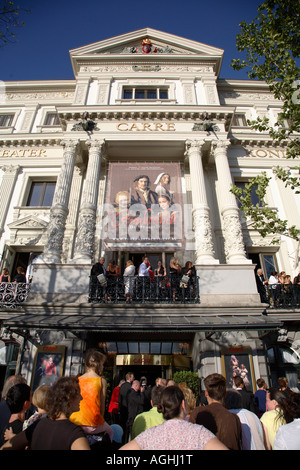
[13,267,26,283]
[90,257,106,301]
[0,268,10,282]
[124,260,135,303]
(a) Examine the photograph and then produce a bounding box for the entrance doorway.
[107,251,175,275]
[117,365,165,388]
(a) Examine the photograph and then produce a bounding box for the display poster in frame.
[102,162,185,251]
[221,346,256,393]
[31,345,66,391]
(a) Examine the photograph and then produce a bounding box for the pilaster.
[0,164,20,235]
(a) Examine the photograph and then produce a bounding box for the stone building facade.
[0,29,299,393]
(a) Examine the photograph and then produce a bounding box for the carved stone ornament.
[121,38,173,54]
[193,208,216,260]
[71,113,99,135]
[42,207,66,262]
[192,114,220,137]
[223,212,247,262]
[74,211,96,258]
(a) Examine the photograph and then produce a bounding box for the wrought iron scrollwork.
[0,283,31,309]
[88,275,200,304]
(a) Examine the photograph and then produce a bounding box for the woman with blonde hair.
[123,259,135,302]
[177,383,196,421]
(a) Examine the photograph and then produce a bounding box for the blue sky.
[1,0,263,81]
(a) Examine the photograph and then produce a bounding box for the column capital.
[211,139,231,155]
[61,139,79,150]
[185,139,206,152]
[86,138,105,150]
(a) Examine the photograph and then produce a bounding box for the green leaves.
[230,1,300,241]
[0,1,30,46]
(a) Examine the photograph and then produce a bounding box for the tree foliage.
[0,0,30,46]
[230,0,300,241]
[173,370,199,398]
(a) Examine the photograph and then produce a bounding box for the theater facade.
[0,29,299,394]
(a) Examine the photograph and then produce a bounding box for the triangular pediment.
[70,28,224,75]
[8,215,48,231]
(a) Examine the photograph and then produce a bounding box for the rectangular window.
[44,113,60,126]
[135,89,146,99]
[123,89,133,99]
[232,114,248,127]
[122,87,168,100]
[26,182,56,207]
[0,114,14,127]
[235,181,262,207]
[159,89,168,99]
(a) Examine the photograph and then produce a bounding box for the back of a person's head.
[268,387,286,406]
[85,349,106,375]
[256,378,266,389]
[32,385,51,411]
[47,376,80,420]
[233,376,244,389]
[285,392,300,420]
[157,385,184,420]
[151,385,165,407]
[204,373,227,402]
[224,389,243,410]
[277,377,288,389]
[6,383,31,414]
[2,375,26,399]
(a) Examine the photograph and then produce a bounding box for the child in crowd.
[0,383,31,445]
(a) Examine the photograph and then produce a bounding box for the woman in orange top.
[70,349,113,442]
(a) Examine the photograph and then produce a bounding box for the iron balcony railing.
[266,284,300,309]
[0,282,31,309]
[88,275,200,304]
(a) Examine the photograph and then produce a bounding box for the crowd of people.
[1,348,299,451]
[90,255,197,302]
[255,268,300,306]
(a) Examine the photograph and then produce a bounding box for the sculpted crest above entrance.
[69,27,224,77]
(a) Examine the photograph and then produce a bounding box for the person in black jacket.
[255,268,268,303]
[126,380,145,442]
[233,376,256,413]
[90,257,106,301]
[118,372,134,440]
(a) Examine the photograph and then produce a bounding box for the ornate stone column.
[0,164,20,236]
[72,139,105,262]
[212,140,250,264]
[185,140,219,264]
[42,139,79,263]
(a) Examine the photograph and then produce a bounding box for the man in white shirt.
[138,256,151,277]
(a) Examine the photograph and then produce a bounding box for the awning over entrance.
[1,311,282,332]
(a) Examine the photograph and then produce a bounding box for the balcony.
[88,275,200,304]
[0,283,31,309]
[265,284,300,309]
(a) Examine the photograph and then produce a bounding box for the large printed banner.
[102,162,185,251]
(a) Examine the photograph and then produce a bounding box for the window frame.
[122,86,169,101]
[232,113,248,127]
[25,181,56,207]
[0,114,14,127]
[43,112,60,126]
